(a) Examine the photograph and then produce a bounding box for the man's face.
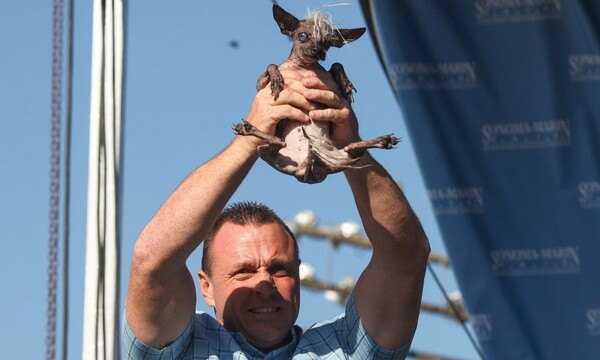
[198,222,300,352]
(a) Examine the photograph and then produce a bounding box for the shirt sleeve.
[344,293,412,359]
[122,309,193,360]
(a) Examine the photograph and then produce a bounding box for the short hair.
[202,201,300,275]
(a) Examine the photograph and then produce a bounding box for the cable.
[427,262,486,360]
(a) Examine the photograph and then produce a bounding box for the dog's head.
[273,5,365,65]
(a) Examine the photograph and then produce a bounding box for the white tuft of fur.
[304,9,338,43]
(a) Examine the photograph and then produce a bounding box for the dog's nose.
[311,48,326,60]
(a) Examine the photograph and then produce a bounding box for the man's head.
[198,202,301,352]
[202,201,299,274]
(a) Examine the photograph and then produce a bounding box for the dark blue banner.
[361,1,600,359]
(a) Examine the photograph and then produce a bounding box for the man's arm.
[302,74,430,349]
[125,79,312,349]
[345,154,430,350]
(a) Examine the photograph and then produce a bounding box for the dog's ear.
[273,5,300,37]
[330,27,366,48]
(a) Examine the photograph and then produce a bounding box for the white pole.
[82,0,123,358]
[82,0,103,355]
[103,0,120,358]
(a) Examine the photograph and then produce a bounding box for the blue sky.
[1,1,477,358]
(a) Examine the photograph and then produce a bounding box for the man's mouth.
[249,307,280,314]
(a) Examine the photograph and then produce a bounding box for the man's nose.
[255,274,276,297]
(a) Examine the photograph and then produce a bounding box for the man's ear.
[331,27,366,48]
[273,4,300,37]
[198,269,215,308]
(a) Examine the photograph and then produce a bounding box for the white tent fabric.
[82,0,124,358]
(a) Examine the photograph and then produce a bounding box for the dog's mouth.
[310,50,326,62]
[313,51,327,61]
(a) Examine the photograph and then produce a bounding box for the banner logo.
[491,246,580,276]
[482,119,571,150]
[569,54,600,82]
[587,309,600,336]
[474,0,562,24]
[579,181,600,209]
[427,187,484,215]
[471,313,493,341]
[389,61,476,90]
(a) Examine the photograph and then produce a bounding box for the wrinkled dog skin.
[234,5,399,184]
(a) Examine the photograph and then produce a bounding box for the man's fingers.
[308,107,351,124]
[273,86,315,113]
[275,104,310,123]
[302,75,340,93]
[303,88,347,110]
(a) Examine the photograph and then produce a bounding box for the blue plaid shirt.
[123,293,410,359]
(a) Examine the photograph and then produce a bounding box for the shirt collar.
[232,325,303,359]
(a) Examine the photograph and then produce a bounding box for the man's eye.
[233,269,254,278]
[298,32,309,42]
[271,266,289,277]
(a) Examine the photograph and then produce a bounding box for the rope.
[47,0,64,359]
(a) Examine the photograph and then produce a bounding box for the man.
[123,67,430,359]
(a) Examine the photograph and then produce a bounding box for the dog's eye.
[298,32,309,42]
